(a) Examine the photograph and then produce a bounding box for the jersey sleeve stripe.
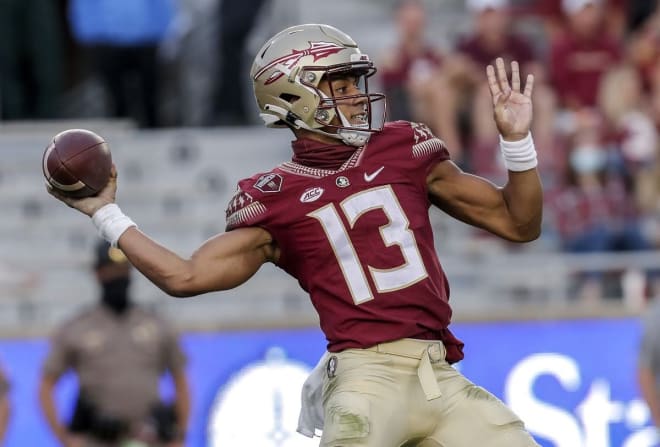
[226,201,268,229]
[412,138,447,159]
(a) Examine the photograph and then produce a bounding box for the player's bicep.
[426,161,515,238]
[182,226,275,295]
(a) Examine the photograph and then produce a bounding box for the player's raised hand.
[487,57,534,141]
[47,165,118,217]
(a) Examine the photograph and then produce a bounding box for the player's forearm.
[491,129,542,242]
[117,228,200,297]
[501,169,543,242]
[118,226,270,297]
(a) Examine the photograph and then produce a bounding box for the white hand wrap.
[499,132,537,172]
[91,204,137,247]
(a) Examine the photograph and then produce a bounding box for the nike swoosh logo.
[364,166,385,182]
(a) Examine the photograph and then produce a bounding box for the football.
[42,129,112,198]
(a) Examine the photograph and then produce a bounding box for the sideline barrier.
[0,317,655,446]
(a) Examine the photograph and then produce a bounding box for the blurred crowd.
[0,0,659,301]
[0,0,271,128]
[381,0,660,301]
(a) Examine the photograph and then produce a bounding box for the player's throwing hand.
[46,165,118,218]
[487,57,534,142]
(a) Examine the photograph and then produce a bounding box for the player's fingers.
[45,182,61,199]
[486,64,500,103]
[45,182,74,207]
[110,164,117,178]
[496,57,510,93]
[511,60,520,92]
[493,89,513,112]
[523,73,535,98]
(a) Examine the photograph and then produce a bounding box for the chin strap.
[311,92,372,147]
[292,110,371,147]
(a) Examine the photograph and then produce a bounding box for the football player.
[48,24,542,446]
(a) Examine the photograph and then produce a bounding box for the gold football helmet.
[251,24,385,146]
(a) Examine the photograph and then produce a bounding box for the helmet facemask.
[302,59,386,146]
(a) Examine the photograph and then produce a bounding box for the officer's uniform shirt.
[42,305,186,422]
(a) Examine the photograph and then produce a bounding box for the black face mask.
[101,277,132,315]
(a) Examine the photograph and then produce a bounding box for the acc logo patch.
[300,187,324,203]
[254,173,283,193]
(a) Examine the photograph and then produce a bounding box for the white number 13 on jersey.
[308,186,428,304]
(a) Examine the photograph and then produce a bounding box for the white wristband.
[91,204,137,247]
[499,132,537,172]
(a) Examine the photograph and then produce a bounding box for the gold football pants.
[320,338,540,447]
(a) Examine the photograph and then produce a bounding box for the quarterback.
[49,24,542,446]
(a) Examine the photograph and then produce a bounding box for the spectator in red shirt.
[599,64,658,200]
[519,0,627,43]
[379,0,443,121]
[549,0,623,111]
[378,0,461,157]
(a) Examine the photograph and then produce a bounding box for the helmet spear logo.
[255,42,345,85]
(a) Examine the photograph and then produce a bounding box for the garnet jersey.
[226,121,464,362]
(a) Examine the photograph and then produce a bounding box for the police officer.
[39,241,190,447]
